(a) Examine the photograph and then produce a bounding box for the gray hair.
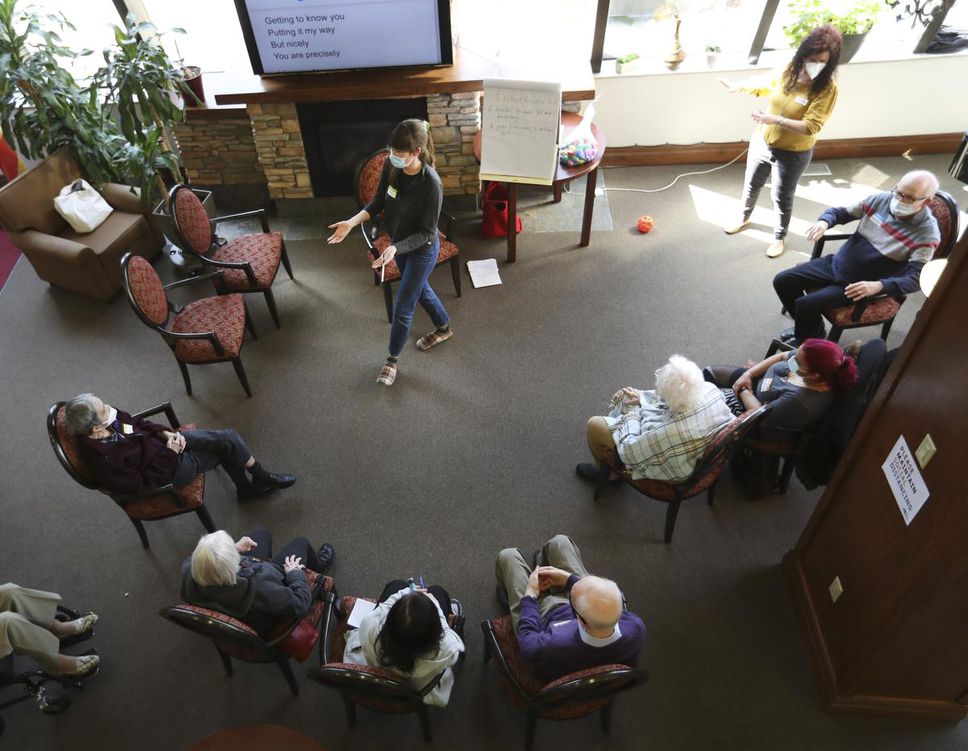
[900,169,939,199]
[64,393,101,435]
[655,354,706,413]
[190,531,241,587]
[571,575,623,632]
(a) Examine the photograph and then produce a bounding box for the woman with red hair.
[722,25,843,258]
[704,338,857,438]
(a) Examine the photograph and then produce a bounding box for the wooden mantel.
[212,48,595,106]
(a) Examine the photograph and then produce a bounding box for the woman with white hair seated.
[181,528,334,636]
[577,354,734,484]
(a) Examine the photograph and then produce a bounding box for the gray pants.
[495,534,590,632]
[170,428,253,490]
[0,583,61,663]
[741,131,813,240]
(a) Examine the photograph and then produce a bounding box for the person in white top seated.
[343,580,464,707]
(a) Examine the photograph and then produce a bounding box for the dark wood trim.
[785,551,968,721]
[601,133,965,167]
[590,0,610,75]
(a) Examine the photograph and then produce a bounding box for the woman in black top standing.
[328,119,453,386]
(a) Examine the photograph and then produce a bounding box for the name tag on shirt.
[794,95,809,106]
[760,377,773,392]
[387,185,398,199]
[121,423,133,434]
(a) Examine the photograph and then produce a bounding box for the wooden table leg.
[553,181,564,203]
[580,167,598,247]
[507,182,517,263]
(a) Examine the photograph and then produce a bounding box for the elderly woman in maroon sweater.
[64,393,295,499]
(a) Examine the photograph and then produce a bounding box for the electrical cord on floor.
[563,149,749,196]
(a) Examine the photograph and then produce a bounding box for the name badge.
[387,185,398,199]
[121,423,133,434]
[794,95,809,106]
[760,378,773,391]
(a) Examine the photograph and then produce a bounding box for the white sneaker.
[766,239,786,258]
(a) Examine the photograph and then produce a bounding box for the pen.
[419,576,425,589]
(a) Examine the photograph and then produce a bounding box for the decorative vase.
[181,66,205,108]
[665,16,686,70]
[839,32,868,63]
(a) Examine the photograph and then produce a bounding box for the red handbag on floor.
[480,182,522,239]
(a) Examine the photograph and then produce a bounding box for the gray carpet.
[1,153,965,750]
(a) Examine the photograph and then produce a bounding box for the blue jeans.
[741,132,813,240]
[773,254,852,341]
[388,237,449,357]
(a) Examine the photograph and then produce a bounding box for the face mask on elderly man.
[890,196,920,218]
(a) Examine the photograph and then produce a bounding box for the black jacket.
[181,556,311,636]
[364,160,442,255]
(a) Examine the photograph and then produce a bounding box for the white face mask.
[804,61,826,80]
[102,405,118,428]
[890,196,919,218]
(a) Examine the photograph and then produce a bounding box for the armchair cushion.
[99,183,144,214]
[0,147,77,235]
[171,294,246,362]
[825,296,902,328]
[211,233,282,290]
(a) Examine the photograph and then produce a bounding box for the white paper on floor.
[467,258,503,288]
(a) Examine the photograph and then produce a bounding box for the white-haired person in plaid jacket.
[577,355,734,483]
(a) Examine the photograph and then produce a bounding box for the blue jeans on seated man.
[773,255,853,341]
[389,236,449,358]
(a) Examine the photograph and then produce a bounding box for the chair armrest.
[480,620,533,700]
[194,255,258,286]
[131,401,179,428]
[811,233,852,260]
[11,230,89,262]
[211,209,269,233]
[765,338,795,358]
[163,270,224,291]
[264,577,328,649]
[100,183,144,214]
[439,211,456,238]
[359,222,380,257]
[161,328,225,357]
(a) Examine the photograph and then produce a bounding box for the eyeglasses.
[892,187,930,203]
[568,594,588,626]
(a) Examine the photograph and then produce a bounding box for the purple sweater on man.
[517,575,646,683]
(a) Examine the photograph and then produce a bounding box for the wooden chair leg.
[277,658,299,696]
[129,517,149,548]
[243,301,258,340]
[280,241,294,279]
[778,456,796,494]
[232,357,253,398]
[341,693,357,727]
[215,646,233,677]
[601,699,616,733]
[881,318,895,341]
[383,282,394,323]
[177,361,193,396]
[525,712,538,751]
[592,461,612,502]
[417,704,432,742]
[664,498,682,543]
[196,506,216,533]
[828,326,843,343]
[450,256,462,297]
[263,288,281,329]
[482,634,491,663]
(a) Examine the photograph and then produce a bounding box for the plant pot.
[152,187,216,273]
[706,53,719,67]
[839,32,868,63]
[616,59,640,74]
[181,66,205,108]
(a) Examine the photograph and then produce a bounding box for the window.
[33,0,124,81]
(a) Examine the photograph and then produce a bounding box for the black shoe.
[237,483,275,500]
[316,543,335,573]
[496,584,510,614]
[255,471,296,489]
[778,327,797,343]
[532,547,545,569]
[575,462,622,486]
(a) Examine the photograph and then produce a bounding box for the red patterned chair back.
[354,150,389,208]
[687,404,771,487]
[122,254,169,327]
[926,190,959,260]
[47,403,97,488]
[170,185,214,255]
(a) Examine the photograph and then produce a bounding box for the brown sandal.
[416,328,454,351]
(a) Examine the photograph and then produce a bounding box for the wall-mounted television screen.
[234,0,453,76]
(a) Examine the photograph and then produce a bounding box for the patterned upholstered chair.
[47,401,216,549]
[307,594,465,742]
[480,614,648,751]
[592,405,771,543]
[121,253,255,397]
[354,149,461,322]
[159,572,336,696]
[168,185,293,328]
[802,190,959,343]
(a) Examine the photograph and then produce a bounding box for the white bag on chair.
[53,179,113,233]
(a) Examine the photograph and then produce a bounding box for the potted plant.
[783,0,883,62]
[705,43,721,67]
[616,52,641,74]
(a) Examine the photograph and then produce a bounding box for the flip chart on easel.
[480,78,562,186]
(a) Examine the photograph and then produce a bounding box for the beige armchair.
[0,148,162,301]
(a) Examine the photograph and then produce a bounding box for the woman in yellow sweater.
[723,25,843,258]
